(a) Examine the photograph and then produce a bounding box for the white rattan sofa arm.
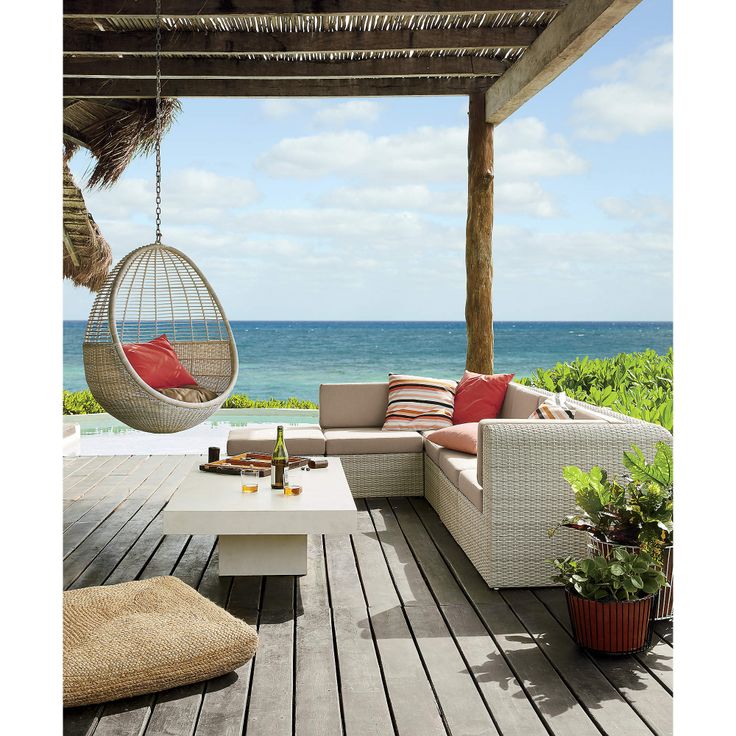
[470,419,672,587]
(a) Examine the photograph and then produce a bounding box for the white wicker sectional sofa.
[227,381,672,588]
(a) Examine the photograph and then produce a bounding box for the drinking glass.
[240,467,260,493]
[284,469,305,496]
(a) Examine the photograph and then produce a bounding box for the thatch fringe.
[67,98,180,189]
[63,161,113,292]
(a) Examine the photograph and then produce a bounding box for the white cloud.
[323,184,465,215]
[243,206,463,254]
[257,117,585,220]
[573,39,672,141]
[494,223,672,283]
[259,100,301,119]
[496,181,559,217]
[87,168,260,225]
[496,117,587,178]
[599,194,672,225]
[312,101,381,127]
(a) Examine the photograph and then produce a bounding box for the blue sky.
[64,0,672,322]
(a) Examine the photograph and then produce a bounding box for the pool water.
[64,409,319,456]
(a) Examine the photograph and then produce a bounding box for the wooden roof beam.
[63,1,569,19]
[64,55,509,80]
[63,76,497,98]
[63,25,539,55]
[484,0,642,123]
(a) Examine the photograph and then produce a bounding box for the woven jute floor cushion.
[64,576,258,707]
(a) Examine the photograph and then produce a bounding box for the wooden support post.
[465,92,494,374]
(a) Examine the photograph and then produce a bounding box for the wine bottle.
[271,425,289,490]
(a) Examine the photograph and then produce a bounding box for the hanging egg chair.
[82,1,238,433]
[83,244,238,433]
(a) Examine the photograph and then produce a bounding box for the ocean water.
[64,321,672,403]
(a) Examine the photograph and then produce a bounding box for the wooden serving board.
[199,452,309,476]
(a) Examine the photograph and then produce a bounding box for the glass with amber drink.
[284,471,304,496]
[240,467,260,493]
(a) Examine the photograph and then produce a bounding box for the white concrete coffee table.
[164,458,357,576]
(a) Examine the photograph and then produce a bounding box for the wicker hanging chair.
[83,244,238,434]
[81,2,238,434]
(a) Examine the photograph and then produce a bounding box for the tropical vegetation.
[64,348,672,422]
[517,349,673,432]
[554,442,673,559]
[551,548,667,601]
[63,389,317,415]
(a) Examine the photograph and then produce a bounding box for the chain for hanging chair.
[154,0,163,244]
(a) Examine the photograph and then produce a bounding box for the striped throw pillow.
[530,392,577,420]
[383,374,457,431]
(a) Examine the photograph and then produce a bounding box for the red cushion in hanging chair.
[123,334,197,390]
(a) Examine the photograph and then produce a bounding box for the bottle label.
[271,460,285,489]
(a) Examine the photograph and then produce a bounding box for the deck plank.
[64,456,193,588]
[654,620,673,646]
[63,456,127,499]
[63,456,152,528]
[366,499,498,736]
[406,498,601,736]
[193,575,260,736]
[245,576,295,736]
[324,533,395,736]
[535,588,673,735]
[63,456,673,736]
[352,502,446,736]
[91,505,215,736]
[502,588,652,736]
[294,536,343,736]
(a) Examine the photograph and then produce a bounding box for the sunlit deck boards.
[63,454,673,736]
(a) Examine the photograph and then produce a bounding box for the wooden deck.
[63,455,673,736]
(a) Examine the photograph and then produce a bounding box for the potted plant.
[553,441,673,619]
[551,548,667,654]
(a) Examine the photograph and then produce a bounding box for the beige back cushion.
[499,382,545,418]
[319,382,389,429]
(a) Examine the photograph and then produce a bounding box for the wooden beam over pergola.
[63,1,571,18]
[62,0,643,373]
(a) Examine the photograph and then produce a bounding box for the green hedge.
[63,389,317,415]
[64,349,672,431]
[517,348,673,433]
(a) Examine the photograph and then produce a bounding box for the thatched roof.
[64,98,180,189]
[63,98,180,291]
[63,160,112,292]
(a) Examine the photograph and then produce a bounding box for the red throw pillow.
[122,334,196,390]
[453,371,514,424]
[426,423,478,455]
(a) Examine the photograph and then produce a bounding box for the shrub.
[551,548,667,601]
[517,349,673,432]
[555,442,673,559]
[63,390,105,415]
[62,390,318,415]
[221,395,318,410]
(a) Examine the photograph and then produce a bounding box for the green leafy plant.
[555,442,673,559]
[517,349,673,433]
[551,548,667,602]
[221,395,318,410]
[63,390,318,415]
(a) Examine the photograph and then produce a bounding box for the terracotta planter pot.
[565,589,656,654]
[588,536,673,620]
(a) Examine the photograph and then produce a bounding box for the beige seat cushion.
[423,437,443,465]
[227,425,326,456]
[158,384,219,403]
[324,427,424,455]
[437,447,477,486]
[458,469,483,512]
[64,576,258,707]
